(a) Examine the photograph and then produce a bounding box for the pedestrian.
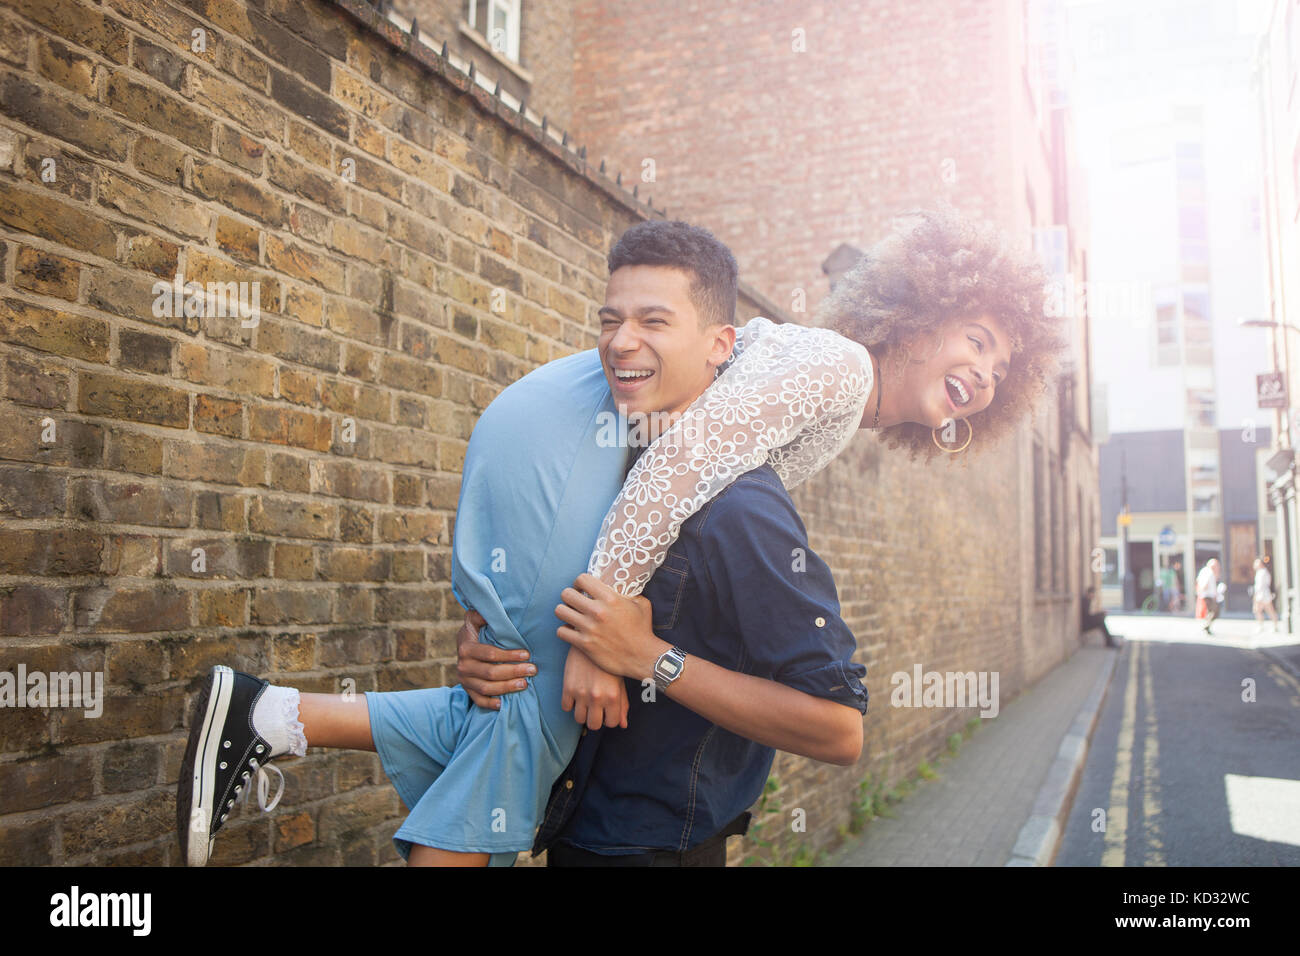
[1252,557,1279,633]
[1196,558,1221,633]
[1081,587,1120,648]
[1170,560,1185,613]
[1158,563,1176,612]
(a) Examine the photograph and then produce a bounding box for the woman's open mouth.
[945,374,971,410]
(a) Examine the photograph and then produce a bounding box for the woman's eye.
[968,334,984,352]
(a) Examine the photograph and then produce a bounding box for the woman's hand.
[556,574,666,680]
[562,646,629,730]
[455,610,536,710]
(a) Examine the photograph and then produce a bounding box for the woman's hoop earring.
[932,417,973,453]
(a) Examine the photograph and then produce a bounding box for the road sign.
[1257,371,1287,409]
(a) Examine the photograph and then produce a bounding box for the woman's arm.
[560,318,872,728]
[587,316,873,596]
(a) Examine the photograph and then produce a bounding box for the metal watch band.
[653,645,687,690]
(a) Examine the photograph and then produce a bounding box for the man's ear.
[708,324,737,368]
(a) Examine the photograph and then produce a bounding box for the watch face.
[659,658,681,678]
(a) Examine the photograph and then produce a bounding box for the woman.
[583,206,1068,597]
[465,205,1067,841]
[1253,557,1279,633]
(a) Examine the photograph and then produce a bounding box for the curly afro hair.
[816,205,1070,464]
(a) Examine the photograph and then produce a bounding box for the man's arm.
[555,576,864,766]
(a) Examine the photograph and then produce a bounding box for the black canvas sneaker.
[177,665,288,867]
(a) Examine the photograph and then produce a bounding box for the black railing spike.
[579,145,587,160]
[616,172,622,186]
[541,115,548,133]
[409,17,419,43]
[632,184,638,198]
[599,158,605,174]
[519,99,526,114]
[493,80,501,96]
[468,60,476,81]
[440,40,448,57]
[561,131,568,146]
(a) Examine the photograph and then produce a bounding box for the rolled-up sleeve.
[699,472,868,714]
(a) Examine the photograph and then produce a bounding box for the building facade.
[1255,0,1300,629]
[1069,0,1273,613]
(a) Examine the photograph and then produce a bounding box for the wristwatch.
[653,645,688,691]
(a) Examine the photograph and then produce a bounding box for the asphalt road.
[1056,614,1300,866]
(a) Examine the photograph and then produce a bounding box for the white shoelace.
[234,758,285,813]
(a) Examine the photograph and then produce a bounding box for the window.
[1187,388,1216,428]
[1155,288,1179,365]
[1034,440,1046,592]
[1193,491,1219,513]
[467,0,521,62]
[1051,452,1062,592]
[1178,206,1207,241]
[1183,290,1211,359]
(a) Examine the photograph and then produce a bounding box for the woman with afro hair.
[585,204,1071,597]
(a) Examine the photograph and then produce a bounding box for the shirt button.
[564,779,574,790]
[815,616,826,627]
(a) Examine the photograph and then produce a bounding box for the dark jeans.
[1082,611,1117,647]
[546,813,750,867]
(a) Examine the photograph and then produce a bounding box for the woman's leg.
[298,692,375,751]
[408,845,490,866]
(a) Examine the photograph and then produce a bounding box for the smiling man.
[462,220,869,865]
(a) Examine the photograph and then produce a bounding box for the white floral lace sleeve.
[587,316,874,596]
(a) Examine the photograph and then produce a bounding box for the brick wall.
[0,0,687,866]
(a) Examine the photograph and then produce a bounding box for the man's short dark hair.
[607,220,738,328]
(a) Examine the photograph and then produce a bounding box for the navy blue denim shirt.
[532,463,868,857]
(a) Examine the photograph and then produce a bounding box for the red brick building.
[0,0,1099,866]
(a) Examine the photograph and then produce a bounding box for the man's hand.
[555,573,666,679]
[562,646,629,730]
[455,609,536,710]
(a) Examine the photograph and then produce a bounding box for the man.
[459,225,868,865]
[1081,587,1119,648]
[1196,558,1221,634]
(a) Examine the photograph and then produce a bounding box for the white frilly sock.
[251,684,308,758]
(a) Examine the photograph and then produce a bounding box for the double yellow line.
[1101,642,1163,867]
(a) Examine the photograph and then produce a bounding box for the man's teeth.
[615,369,654,380]
[946,375,970,405]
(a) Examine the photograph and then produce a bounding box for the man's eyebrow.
[598,305,676,318]
[971,322,1010,375]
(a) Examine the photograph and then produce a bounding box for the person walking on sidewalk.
[1252,557,1279,633]
[1196,558,1221,634]
[1081,587,1119,648]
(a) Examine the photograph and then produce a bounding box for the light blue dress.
[365,348,626,862]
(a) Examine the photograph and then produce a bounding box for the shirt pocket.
[645,549,691,633]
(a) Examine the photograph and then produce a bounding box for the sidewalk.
[828,635,1119,867]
